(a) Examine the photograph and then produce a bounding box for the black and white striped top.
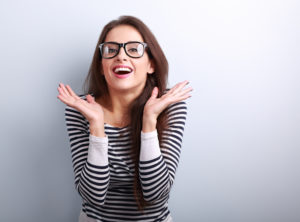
[64,94,187,222]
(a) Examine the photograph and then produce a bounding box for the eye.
[103,44,118,55]
[128,47,138,52]
[108,48,117,53]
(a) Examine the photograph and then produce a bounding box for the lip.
[112,65,133,79]
[114,73,131,79]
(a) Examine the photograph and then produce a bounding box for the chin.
[109,83,145,94]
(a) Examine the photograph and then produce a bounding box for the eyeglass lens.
[101,42,145,58]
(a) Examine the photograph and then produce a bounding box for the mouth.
[112,65,133,79]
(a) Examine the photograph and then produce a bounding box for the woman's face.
[101,25,154,95]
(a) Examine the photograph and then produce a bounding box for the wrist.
[142,116,157,133]
[89,121,106,138]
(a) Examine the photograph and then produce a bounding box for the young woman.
[57,15,192,222]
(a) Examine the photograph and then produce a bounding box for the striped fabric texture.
[65,94,187,222]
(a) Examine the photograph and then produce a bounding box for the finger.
[175,86,193,97]
[59,83,70,97]
[57,94,69,105]
[86,94,95,104]
[167,82,181,94]
[171,80,189,95]
[150,87,159,99]
[169,94,192,104]
[167,80,189,95]
[57,85,67,97]
[58,84,78,105]
[65,84,79,98]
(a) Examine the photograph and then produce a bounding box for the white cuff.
[140,129,161,161]
[87,134,109,166]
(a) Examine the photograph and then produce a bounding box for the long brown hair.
[83,15,169,211]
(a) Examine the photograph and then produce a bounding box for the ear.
[147,59,155,75]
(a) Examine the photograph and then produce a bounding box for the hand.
[57,83,104,123]
[143,80,193,121]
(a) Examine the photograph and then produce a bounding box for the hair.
[83,15,169,211]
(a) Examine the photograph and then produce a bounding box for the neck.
[99,87,142,126]
[107,91,134,114]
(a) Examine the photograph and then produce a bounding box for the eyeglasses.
[99,41,148,59]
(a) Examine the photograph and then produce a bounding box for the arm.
[139,101,187,202]
[65,95,110,206]
[138,80,191,202]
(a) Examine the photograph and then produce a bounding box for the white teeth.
[114,67,132,73]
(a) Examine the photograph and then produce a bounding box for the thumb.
[150,87,159,99]
[86,94,95,104]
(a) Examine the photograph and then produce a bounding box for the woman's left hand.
[143,80,193,122]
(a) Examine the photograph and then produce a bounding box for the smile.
[112,65,133,79]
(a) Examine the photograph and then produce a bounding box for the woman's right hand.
[57,83,104,124]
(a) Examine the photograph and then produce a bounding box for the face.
[101,25,155,95]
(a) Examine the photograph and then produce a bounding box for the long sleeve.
[139,101,187,202]
[64,95,110,207]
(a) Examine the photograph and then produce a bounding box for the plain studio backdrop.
[0,0,299,221]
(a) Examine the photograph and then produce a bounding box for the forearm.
[65,106,109,206]
[89,121,106,138]
[77,161,109,206]
[77,126,110,206]
[139,101,187,202]
[87,120,109,166]
[142,115,157,133]
[139,130,172,202]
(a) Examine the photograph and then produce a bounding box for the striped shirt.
[64,94,187,222]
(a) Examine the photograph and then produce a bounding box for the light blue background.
[0,0,299,221]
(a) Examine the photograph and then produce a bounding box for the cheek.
[101,61,111,74]
[135,59,150,72]
[135,64,148,75]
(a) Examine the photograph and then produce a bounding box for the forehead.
[105,25,144,42]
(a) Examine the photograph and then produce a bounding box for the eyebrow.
[103,41,144,44]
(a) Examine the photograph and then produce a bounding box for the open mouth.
[112,66,133,79]
[113,67,133,75]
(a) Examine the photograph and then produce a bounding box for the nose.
[115,46,128,61]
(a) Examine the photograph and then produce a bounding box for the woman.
[57,15,192,222]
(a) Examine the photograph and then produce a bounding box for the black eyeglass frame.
[99,41,148,59]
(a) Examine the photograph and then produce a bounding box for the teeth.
[114,67,132,73]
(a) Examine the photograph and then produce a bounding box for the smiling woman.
[57,15,192,222]
[97,24,155,96]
